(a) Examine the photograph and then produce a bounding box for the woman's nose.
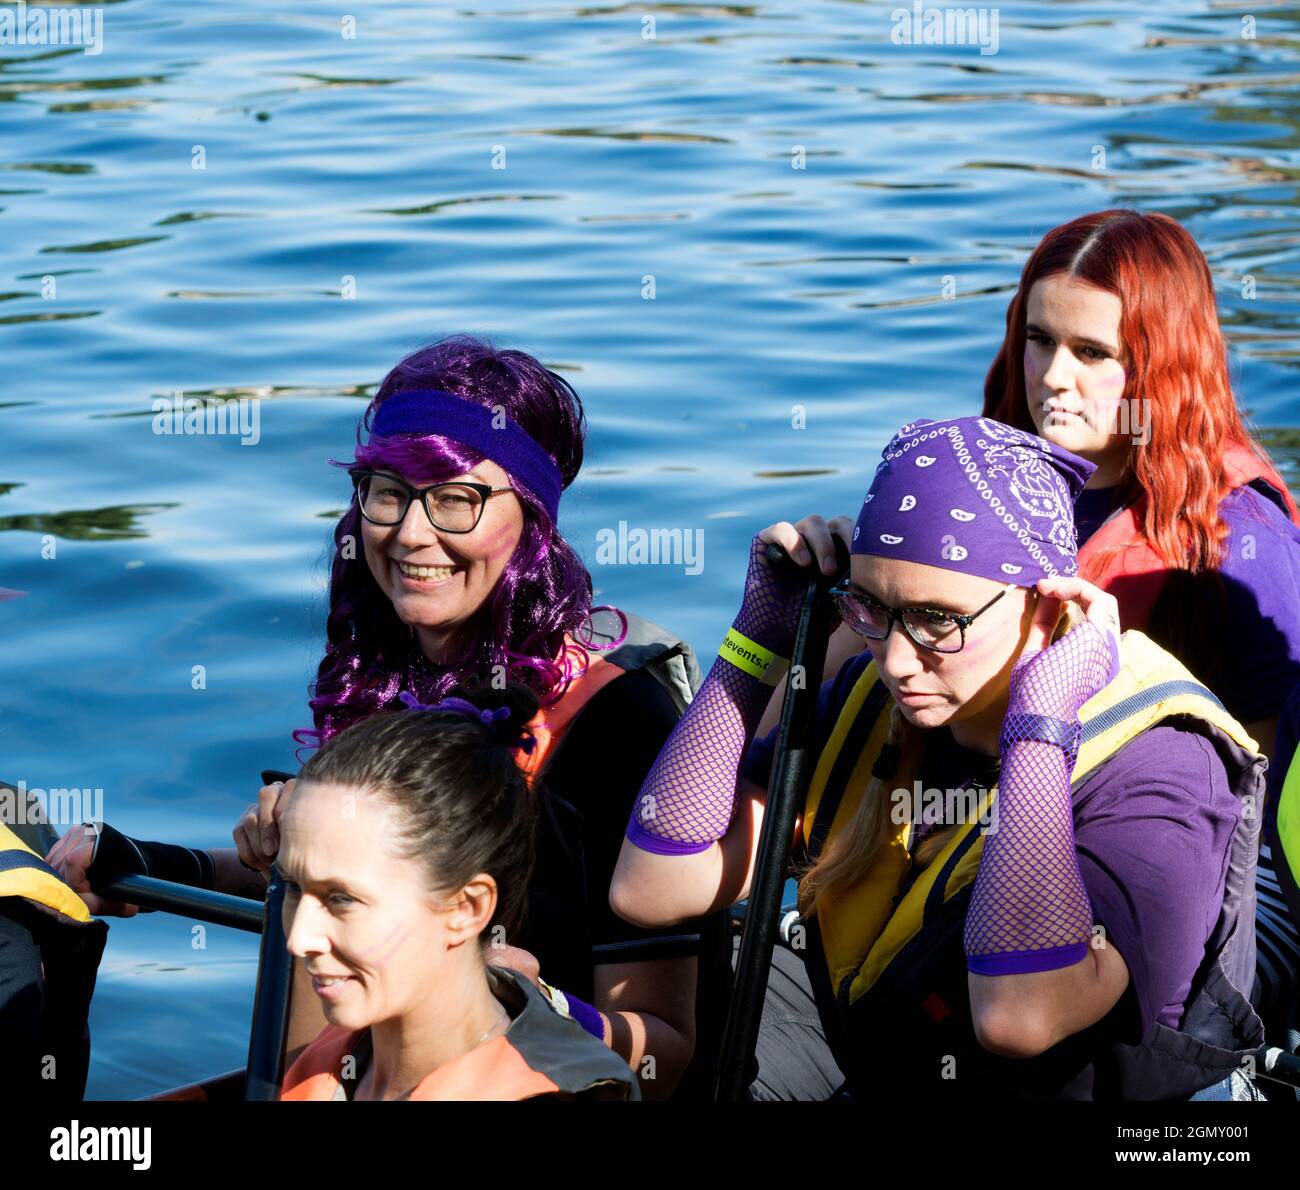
[1040,344,1076,393]
[874,622,925,680]
[394,497,439,549]
[284,897,328,960]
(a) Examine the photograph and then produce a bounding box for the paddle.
[94,863,292,1099]
[244,863,292,1099]
[104,768,296,1099]
[243,768,297,1099]
[2,769,298,1098]
[97,874,265,930]
[714,538,848,1101]
[102,768,296,1100]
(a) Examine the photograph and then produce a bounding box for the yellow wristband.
[719,627,789,686]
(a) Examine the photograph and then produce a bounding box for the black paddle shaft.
[244,768,298,1100]
[244,864,294,1100]
[715,539,848,1101]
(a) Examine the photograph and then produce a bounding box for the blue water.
[1,0,1298,1098]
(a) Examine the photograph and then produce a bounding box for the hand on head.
[1011,575,1121,722]
[1023,575,1121,659]
[233,778,296,873]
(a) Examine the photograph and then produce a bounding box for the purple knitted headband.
[850,416,1095,585]
[370,389,564,522]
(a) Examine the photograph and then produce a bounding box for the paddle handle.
[715,538,848,1101]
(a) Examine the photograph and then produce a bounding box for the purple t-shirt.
[1078,482,1300,725]
[1073,485,1116,547]
[744,651,1243,1039]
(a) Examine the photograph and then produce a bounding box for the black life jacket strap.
[0,846,65,882]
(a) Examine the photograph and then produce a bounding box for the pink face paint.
[475,518,522,562]
[1087,368,1129,437]
[1022,342,1042,385]
[955,626,999,659]
[1094,371,1126,403]
[354,919,413,973]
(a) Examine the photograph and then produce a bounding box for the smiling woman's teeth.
[399,562,454,581]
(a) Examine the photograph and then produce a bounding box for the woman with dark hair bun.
[278,683,637,1101]
[48,336,718,1099]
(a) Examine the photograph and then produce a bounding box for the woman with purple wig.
[612,415,1268,1100]
[47,336,721,1100]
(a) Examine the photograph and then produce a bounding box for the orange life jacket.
[279,966,636,1101]
[1077,440,1299,630]
[281,1025,561,1101]
[515,642,627,790]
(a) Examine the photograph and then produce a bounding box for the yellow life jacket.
[799,629,1267,1100]
[0,817,107,1101]
[0,820,93,923]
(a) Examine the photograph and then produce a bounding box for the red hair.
[982,208,1274,576]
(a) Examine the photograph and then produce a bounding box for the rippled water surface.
[1,0,1298,1098]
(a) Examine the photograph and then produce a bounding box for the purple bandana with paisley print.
[850,416,1095,585]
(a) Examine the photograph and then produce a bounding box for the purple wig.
[295,335,596,755]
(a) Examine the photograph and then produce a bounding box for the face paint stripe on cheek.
[353,920,413,972]
[956,629,1000,659]
[476,520,521,561]
[1091,369,1128,416]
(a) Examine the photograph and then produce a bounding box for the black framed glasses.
[829,582,1014,654]
[351,469,513,533]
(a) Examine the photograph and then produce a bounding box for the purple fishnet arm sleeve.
[626,536,807,855]
[964,620,1119,975]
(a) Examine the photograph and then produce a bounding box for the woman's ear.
[444,875,498,948]
[1049,600,1081,644]
[1023,585,1062,654]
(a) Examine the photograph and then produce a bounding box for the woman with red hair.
[982,208,1300,755]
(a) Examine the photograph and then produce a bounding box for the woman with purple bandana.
[613,415,1268,1100]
